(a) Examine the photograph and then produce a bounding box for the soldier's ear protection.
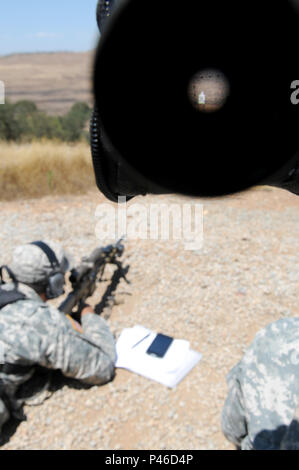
[91,0,299,202]
[31,241,65,300]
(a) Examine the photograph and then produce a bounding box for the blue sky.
[0,0,100,55]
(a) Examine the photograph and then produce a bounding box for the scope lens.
[188,69,230,113]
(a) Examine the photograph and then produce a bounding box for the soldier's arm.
[80,307,117,372]
[33,304,116,386]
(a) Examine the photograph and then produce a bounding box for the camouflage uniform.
[0,241,116,435]
[222,318,299,450]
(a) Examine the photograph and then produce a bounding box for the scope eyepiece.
[92,0,299,201]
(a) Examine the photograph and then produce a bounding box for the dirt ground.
[0,186,298,450]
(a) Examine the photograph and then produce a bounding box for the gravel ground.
[0,187,298,450]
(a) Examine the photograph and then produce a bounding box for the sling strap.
[0,287,26,310]
[0,265,26,310]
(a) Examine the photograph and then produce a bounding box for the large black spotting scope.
[91,0,299,202]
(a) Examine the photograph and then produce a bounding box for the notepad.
[115,325,202,388]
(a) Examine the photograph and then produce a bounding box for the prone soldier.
[0,240,116,437]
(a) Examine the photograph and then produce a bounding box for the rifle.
[58,238,130,316]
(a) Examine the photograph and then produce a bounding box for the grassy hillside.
[0,51,94,115]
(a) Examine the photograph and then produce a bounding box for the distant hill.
[0,51,94,115]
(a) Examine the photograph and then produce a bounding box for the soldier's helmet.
[9,240,71,287]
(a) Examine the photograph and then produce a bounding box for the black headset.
[30,241,66,299]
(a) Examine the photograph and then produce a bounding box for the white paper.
[115,325,202,388]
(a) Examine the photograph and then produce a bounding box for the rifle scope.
[92,0,299,201]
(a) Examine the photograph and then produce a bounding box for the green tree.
[60,102,91,142]
[13,100,38,115]
[0,100,91,142]
[32,113,65,140]
[13,100,39,140]
[0,101,21,141]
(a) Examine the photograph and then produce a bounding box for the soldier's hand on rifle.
[79,302,95,317]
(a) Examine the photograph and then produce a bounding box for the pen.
[131,333,151,349]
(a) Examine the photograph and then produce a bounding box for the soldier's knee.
[92,359,115,386]
[104,361,116,383]
[221,387,247,447]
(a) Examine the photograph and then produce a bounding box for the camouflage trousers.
[221,372,299,450]
[221,375,253,450]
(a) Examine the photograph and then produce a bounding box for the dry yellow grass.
[0,140,95,200]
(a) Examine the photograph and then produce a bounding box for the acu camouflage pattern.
[9,240,70,285]
[222,318,299,450]
[0,282,116,433]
